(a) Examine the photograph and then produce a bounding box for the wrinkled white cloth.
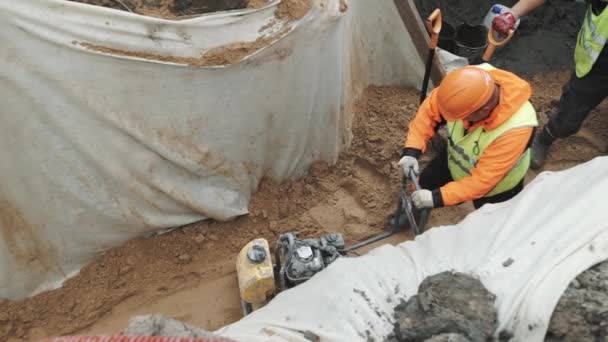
[0,0,426,300]
[217,157,608,342]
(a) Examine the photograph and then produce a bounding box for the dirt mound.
[413,0,586,75]
[546,260,608,341]
[388,272,498,342]
[68,0,309,19]
[69,0,312,66]
[69,0,248,17]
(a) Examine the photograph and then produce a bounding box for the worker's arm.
[493,0,545,37]
[511,0,545,17]
[437,127,533,207]
[402,89,443,158]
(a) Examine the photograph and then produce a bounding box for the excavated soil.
[388,272,498,342]
[1,71,606,341]
[69,0,249,17]
[71,0,312,66]
[413,0,586,75]
[68,0,309,19]
[76,29,287,67]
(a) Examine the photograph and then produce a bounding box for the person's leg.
[472,179,524,209]
[531,48,608,169]
[418,143,453,190]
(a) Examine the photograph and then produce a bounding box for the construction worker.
[399,64,538,210]
[492,0,608,169]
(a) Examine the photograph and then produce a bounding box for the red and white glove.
[492,12,517,38]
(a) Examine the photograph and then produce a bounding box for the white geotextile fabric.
[217,157,608,342]
[0,0,424,300]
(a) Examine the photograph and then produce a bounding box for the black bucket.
[455,24,488,63]
[438,22,456,54]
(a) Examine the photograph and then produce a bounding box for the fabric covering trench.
[216,157,608,342]
[0,0,425,300]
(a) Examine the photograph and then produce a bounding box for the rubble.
[388,272,498,342]
[124,314,220,338]
[545,260,608,341]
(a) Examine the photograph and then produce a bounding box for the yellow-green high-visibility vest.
[446,64,538,197]
[575,5,608,77]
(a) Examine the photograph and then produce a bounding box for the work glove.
[398,155,419,177]
[492,12,517,38]
[412,189,434,209]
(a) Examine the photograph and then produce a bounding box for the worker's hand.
[398,156,419,177]
[492,12,517,37]
[412,190,434,209]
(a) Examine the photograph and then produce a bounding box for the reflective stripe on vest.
[575,5,608,77]
[446,101,538,198]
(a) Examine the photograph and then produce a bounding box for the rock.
[0,322,12,337]
[545,260,608,341]
[304,184,315,194]
[424,333,472,342]
[170,0,192,13]
[178,254,191,262]
[391,272,497,342]
[113,279,127,289]
[269,221,278,230]
[261,210,268,219]
[67,301,77,310]
[502,258,514,267]
[142,0,162,6]
[124,314,220,338]
[383,164,392,175]
[208,234,219,241]
[118,265,132,275]
[193,234,205,243]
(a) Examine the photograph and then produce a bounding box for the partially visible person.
[492,0,608,169]
[398,64,537,213]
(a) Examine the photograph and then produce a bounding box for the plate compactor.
[235,167,429,315]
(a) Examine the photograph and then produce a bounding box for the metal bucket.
[455,24,488,63]
[438,22,456,54]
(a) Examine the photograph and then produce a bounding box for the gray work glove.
[412,189,434,209]
[398,155,419,177]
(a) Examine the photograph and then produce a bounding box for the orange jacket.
[405,68,534,206]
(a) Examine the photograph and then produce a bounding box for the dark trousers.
[546,46,608,139]
[419,146,524,209]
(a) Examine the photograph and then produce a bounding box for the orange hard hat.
[436,66,495,121]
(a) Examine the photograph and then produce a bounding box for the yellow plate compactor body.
[236,238,275,313]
